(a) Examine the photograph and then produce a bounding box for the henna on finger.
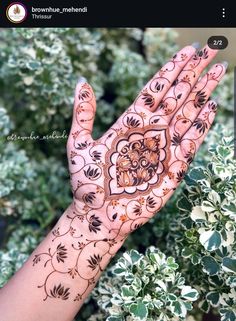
[181,100,218,152]
[155,45,218,119]
[133,45,196,113]
[33,45,226,303]
[169,62,226,137]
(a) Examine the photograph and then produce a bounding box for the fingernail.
[191,42,200,49]
[222,61,228,69]
[77,76,87,84]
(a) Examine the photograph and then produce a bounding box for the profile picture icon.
[6,2,27,23]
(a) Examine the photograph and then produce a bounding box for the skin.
[0,44,226,321]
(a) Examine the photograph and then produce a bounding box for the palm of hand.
[31,44,226,303]
[67,44,225,242]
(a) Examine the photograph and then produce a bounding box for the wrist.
[60,202,125,248]
[53,202,125,270]
[30,203,124,304]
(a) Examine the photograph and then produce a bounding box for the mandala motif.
[104,126,170,199]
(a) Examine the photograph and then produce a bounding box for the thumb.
[71,77,96,139]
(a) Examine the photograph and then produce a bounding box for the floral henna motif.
[116,135,161,187]
[50,284,70,300]
[104,125,171,199]
[33,200,128,302]
[133,48,191,113]
[193,47,209,60]
[32,45,225,304]
[193,118,208,134]
[194,90,207,108]
[154,47,219,120]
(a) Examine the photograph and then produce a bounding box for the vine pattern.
[32,45,226,302]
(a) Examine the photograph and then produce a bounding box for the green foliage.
[163,126,236,321]
[212,71,234,113]
[0,107,13,136]
[0,225,42,287]
[0,28,178,145]
[92,248,198,321]
[0,111,36,216]
[0,106,71,286]
[113,126,235,321]
[143,28,178,66]
[0,108,71,224]
[0,28,234,321]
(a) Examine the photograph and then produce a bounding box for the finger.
[71,77,96,139]
[67,78,96,167]
[179,100,218,160]
[155,45,219,119]
[147,100,218,215]
[133,44,197,113]
[169,62,226,137]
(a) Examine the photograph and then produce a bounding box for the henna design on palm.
[104,126,171,199]
[32,44,226,302]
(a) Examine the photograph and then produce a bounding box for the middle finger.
[155,45,218,119]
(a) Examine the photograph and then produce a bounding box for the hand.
[67,44,226,242]
[32,44,226,304]
[1,44,226,311]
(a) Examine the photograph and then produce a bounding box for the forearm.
[0,204,124,321]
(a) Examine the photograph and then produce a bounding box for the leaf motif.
[126,116,141,128]
[56,243,67,263]
[112,213,117,220]
[154,81,164,92]
[83,192,96,204]
[177,93,182,99]
[193,118,208,134]
[78,89,90,101]
[88,214,102,233]
[194,91,207,108]
[87,254,102,270]
[133,223,143,230]
[84,166,100,180]
[91,150,101,161]
[171,133,182,146]
[68,267,78,279]
[76,142,89,150]
[146,196,156,208]
[159,101,168,110]
[50,283,70,300]
[193,48,209,60]
[133,204,142,216]
[141,90,155,108]
[184,150,194,164]
[32,255,41,266]
[176,170,186,183]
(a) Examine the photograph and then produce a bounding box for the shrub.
[0,28,234,321]
[168,126,236,321]
[93,248,198,321]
